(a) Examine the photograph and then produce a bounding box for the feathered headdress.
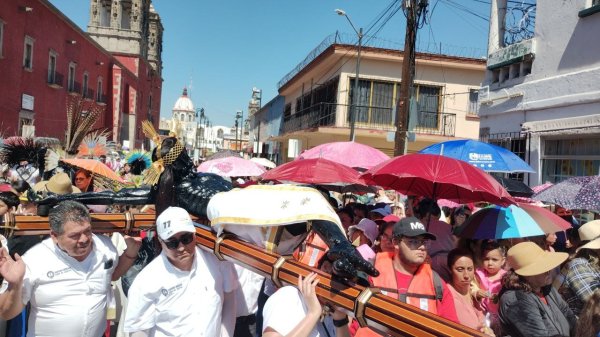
[64,96,106,155]
[141,120,184,185]
[125,150,151,175]
[77,130,110,158]
[0,137,40,167]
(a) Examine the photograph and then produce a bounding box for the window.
[468,89,479,116]
[188,114,192,122]
[23,36,35,70]
[67,62,76,92]
[82,72,89,97]
[415,85,442,128]
[349,78,394,125]
[217,129,224,138]
[542,138,600,183]
[0,19,5,58]
[180,114,184,122]
[47,51,57,84]
[97,77,103,102]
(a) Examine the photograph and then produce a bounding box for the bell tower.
[87,0,162,74]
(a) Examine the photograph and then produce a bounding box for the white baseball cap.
[156,206,196,240]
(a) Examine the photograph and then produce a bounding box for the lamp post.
[235,110,243,152]
[336,8,363,142]
[195,108,205,159]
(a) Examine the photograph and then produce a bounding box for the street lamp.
[336,8,363,142]
[195,108,205,158]
[235,110,243,152]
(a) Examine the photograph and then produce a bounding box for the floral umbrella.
[532,175,600,211]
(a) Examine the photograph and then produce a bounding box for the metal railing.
[281,103,456,137]
[46,71,64,87]
[277,32,487,89]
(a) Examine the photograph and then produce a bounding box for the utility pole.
[394,0,428,156]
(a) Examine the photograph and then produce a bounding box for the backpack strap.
[432,270,444,301]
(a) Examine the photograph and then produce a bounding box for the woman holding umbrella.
[498,242,576,337]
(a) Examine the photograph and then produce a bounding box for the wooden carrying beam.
[0,213,484,337]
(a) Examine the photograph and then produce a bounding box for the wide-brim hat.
[577,237,600,252]
[578,220,600,242]
[507,242,568,276]
[33,173,81,195]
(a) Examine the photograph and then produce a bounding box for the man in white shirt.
[124,206,239,337]
[0,200,141,337]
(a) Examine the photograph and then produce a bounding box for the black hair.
[11,180,30,194]
[416,198,441,218]
[447,247,475,269]
[0,192,20,208]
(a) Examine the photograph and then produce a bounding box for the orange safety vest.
[354,252,443,337]
[292,232,328,267]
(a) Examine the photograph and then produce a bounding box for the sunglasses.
[163,233,195,250]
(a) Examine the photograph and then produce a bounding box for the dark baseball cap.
[393,217,437,240]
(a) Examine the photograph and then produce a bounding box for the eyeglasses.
[400,238,430,249]
[164,233,195,250]
[75,177,87,181]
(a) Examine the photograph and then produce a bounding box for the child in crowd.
[474,240,507,334]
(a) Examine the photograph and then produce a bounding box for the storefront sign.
[487,39,535,70]
[21,94,34,111]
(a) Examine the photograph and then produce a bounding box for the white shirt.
[262,286,328,337]
[124,246,238,337]
[21,235,118,337]
[233,265,264,317]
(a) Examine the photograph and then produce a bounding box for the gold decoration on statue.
[141,120,185,186]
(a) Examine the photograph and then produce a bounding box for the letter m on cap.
[410,222,424,230]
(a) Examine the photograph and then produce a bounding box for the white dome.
[172,88,195,112]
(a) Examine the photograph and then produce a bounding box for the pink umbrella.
[532,182,553,194]
[198,157,265,177]
[298,141,390,169]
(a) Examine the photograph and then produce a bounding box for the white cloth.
[123,246,239,337]
[233,265,264,317]
[262,286,327,337]
[21,235,118,337]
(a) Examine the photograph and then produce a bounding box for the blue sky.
[48,0,490,127]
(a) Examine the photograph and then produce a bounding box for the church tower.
[87,0,163,74]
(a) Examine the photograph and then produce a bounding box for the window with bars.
[82,72,89,97]
[348,78,442,127]
[97,77,104,102]
[468,89,479,116]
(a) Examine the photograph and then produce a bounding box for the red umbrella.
[298,141,390,169]
[261,158,367,186]
[361,154,514,206]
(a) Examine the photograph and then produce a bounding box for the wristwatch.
[332,316,349,328]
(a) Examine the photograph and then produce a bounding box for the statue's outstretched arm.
[311,220,380,279]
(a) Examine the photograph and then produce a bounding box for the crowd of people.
[0,146,599,337]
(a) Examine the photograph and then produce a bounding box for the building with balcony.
[479,0,600,185]
[0,0,163,149]
[269,33,486,161]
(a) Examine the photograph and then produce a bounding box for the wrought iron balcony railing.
[46,71,64,88]
[281,103,456,137]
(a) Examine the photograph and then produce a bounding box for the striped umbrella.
[455,203,572,239]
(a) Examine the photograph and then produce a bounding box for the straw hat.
[507,242,568,276]
[33,173,81,195]
[578,220,600,241]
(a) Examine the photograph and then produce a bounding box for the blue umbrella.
[419,139,534,173]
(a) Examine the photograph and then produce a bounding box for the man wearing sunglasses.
[355,217,458,337]
[124,206,239,337]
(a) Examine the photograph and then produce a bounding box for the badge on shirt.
[104,259,114,270]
